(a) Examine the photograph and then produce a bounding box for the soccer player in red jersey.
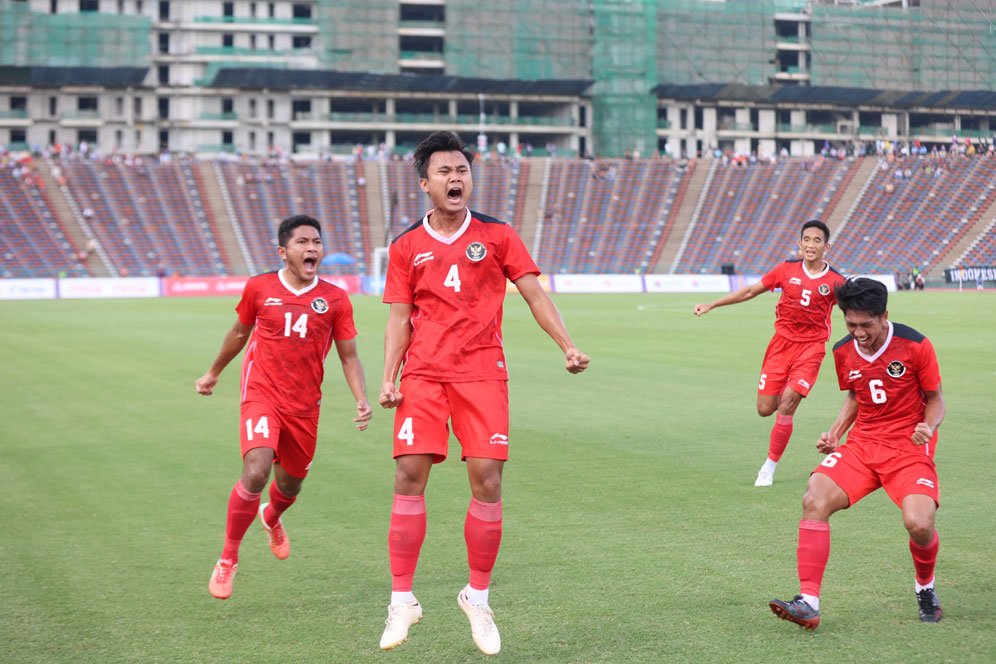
[195,215,372,600]
[770,277,945,629]
[377,131,589,655]
[694,220,846,486]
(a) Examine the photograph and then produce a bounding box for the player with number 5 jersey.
[378,131,589,656]
[195,215,372,600]
[694,220,847,487]
[770,277,946,630]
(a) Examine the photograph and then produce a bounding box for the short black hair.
[278,214,322,247]
[801,219,831,242]
[412,131,474,179]
[836,277,888,317]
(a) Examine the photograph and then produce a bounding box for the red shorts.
[393,378,510,463]
[240,401,319,479]
[758,334,826,397]
[813,440,940,508]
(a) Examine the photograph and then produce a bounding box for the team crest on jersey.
[887,360,906,378]
[466,241,487,262]
[311,297,329,314]
[818,284,830,296]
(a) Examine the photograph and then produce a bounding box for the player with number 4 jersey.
[378,131,589,656]
[694,220,846,486]
[195,215,372,600]
[770,278,946,630]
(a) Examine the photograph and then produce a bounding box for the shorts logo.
[311,297,329,314]
[848,369,862,380]
[798,379,811,390]
[887,360,906,378]
[264,297,283,306]
[819,284,830,296]
[489,433,509,446]
[414,251,434,266]
[466,242,487,262]
[916,477,935,489]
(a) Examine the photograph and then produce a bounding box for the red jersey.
[761,259,846,343]
[832,321,942,452]
[383,209,540,382]
[236,270,357,416]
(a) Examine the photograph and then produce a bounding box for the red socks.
[388,494,427,592]
[263,482,296,527]
[767,413,794,462]
[465,498,503,590]
[910,530,939,585]
[221,480,261,562]
[797,519,830,598]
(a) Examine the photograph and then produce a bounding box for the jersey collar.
[803,260,830,279]
[422,209,471,245]
[853,320,894,362]
[278,268,319,296]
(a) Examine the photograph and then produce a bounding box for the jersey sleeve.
[916,337,942,391]
[331,291,358,340]
[500,224,540,281]
[235,278,258,326]
[382,240,414,304]
[760,263,783,291]
[833,345,849,391]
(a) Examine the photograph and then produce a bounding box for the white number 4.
[444,264,462,292]
[245,416,270,441]
[398,417,415,446]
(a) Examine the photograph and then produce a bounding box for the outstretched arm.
[514,274,589,374]
[195,319,253,395]
[694,280,767,316]
[817,390,859,454]
[379,302,414,408]
[334,338,372,430]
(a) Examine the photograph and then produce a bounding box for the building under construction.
[1,1,994,157]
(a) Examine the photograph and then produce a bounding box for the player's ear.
[278,246,288,262]
[418,178,429,194]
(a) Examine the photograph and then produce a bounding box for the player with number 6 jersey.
[377,131,589,656]
[694,220,847,487]
[195,215,372,600]
[770,277,946,630]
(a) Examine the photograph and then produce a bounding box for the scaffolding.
[656,0,789,86]
[811,1,996,90]
[446,0,592,80]
[315,1,397,73]
[0,4,150,68]
[592,0,658,157]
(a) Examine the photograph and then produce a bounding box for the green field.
[2,291,994,663]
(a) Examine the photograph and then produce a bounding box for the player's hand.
[911,422,934,446]
[195,372,218,396]
[354,400,373,431]
[816,432,838,454]
[379,381,403,409]
[693,303,712,316]
[565,348,590,374]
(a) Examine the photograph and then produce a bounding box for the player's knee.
[801,489,833,520]
[903,515,934,542]
[241,465,270,493]
[757,402,776,417]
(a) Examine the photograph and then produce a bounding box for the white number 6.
[869,379,887,404]
[820,452,842,468]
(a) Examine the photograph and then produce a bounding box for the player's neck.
[427,208,466,237]
[804,258,827,273]
[280,267,314,291]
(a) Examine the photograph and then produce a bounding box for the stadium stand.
[0,163,89,278]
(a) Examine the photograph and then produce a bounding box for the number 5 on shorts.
[398,416,415,446]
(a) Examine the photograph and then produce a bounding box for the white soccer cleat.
[457,587,501,656]
[379,600,422,650]
[754,468,774,487]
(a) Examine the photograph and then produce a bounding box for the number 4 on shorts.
[398,417,415,446]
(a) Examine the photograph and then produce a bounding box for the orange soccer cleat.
[258,502,291,560]
[209,559,238,599]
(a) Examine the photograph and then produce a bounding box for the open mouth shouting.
[446,185,463,205]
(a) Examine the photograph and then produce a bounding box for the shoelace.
[916,589,936,611]
[216,562,234,582]
[270,523,286,544]
[384,604,411,628]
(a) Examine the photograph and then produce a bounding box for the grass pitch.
[1,291,993,663]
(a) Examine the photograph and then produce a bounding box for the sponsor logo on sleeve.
[466,242,487,262]
[264,297,283,306]
[848,369,863,380]
[311,297,329,313]
[887,360,906,378]
[789,277,802,285]
[414,251,434,266]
